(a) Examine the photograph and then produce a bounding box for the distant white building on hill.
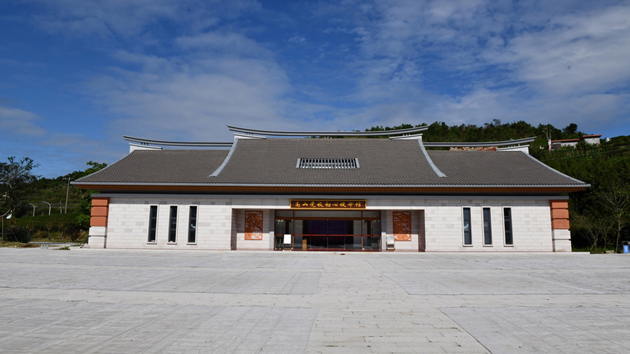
[550,134,601,150]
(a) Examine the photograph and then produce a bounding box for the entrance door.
[274,210,381,251]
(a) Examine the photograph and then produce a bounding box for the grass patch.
[30,234,87,243]
[0,242,38,248]
[572,246,620,254]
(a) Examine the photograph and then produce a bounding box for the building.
[74,126,589,252]
[550,134,602,150]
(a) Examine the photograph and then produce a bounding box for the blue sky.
[1,0,629,177]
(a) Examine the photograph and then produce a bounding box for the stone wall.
[96,195,563,252]
[105,196,233,250]
[373,198,555,252]
[234,209,272,250]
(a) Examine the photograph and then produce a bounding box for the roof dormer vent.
[297,158,359,169]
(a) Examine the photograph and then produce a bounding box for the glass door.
[274,210,381,251]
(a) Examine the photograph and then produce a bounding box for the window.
[148,206,157,243]
[504,208,513,245]
[483,207,492,245]
[463,208,472,245]
[188,206,197,244]
[168,206,177,243]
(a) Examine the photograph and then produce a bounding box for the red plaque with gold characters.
[290,200,366,210]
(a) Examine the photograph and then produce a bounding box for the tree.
[83,161,108,177]
[573,213,612,251]
[563,123,579,137]
[0,157,39,217]
[599,183,630,253]
[74,161,108,230]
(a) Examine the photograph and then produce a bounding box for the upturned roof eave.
[72,181,589,188]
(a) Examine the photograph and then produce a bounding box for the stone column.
[381,210,387,251]
[88,197,109,249]
[550,200,571,252]
[268,209,275,250]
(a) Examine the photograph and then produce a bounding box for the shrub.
[76,214,90,230]
[66,223,82,242]
[5,225,32,243]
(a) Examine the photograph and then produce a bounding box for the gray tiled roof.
[211,139,441,185]
[427,150,583,185]
[76,138,586,186]
[77,150,229,184]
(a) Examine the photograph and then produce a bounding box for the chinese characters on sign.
[290,200,367,210]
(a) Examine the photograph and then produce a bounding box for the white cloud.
[85,31,298,141]
[288,36,306,43]
[0,107,110,177]
[486,4,630,95]
[15,0,630,146]
[25,0,261,37]
[176,32,273,59]
[0,107,46,137]
[310,0,630,132]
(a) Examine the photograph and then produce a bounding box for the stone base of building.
[553,229,572,252]
[88,226,107,249]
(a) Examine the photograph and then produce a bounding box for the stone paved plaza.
[1,249,629,353]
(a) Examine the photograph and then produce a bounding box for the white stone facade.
[374,198,555,252]
[92,194,567,252]
[104,196,233,250]
[232,209,272,250]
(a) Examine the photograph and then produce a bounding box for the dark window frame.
[463,207,472,246]
[503,207,513,246]
[483,207,493,246]
[148,205,158,243]
[168,206,177,244]
[188,205,198,244]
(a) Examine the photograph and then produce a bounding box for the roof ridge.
[209,137,240,177]
[418,139,446,178]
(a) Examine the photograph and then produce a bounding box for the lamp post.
[27,203,36,217]
[42,201,51,215]
[1,210,7,243]
[1,191,11,242]
[1,208,9,243]
[65,177,70,214]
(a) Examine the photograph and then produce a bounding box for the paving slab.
[0,249,629,353]
[0,299,317,354]
[442,306,630,354]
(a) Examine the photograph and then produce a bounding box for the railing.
[276,234,380,237]
[274,234,381,251]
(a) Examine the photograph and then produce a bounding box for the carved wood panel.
[245,210,264,240]
[393,211,411,241]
